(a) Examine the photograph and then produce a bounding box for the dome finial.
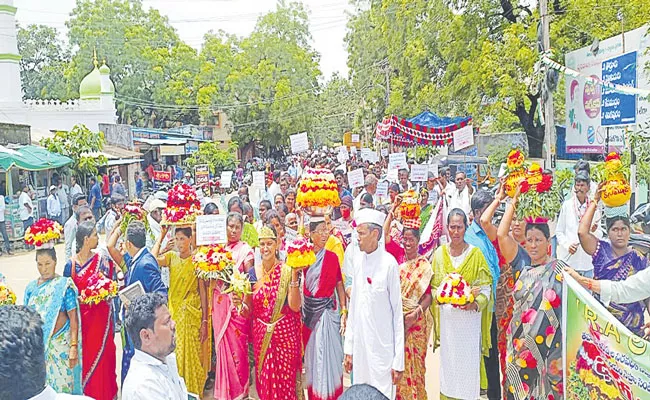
[93,47,98,68]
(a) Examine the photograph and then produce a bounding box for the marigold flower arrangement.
[436,272,474,306]
[162,183,202,225]
[296,168,341,212]
[503,149,529,198]
[593,152,631,208]
[24,218,63,248]
[399,190,421,229]
[121,201,150,232]
[516,163,571,223]
[78,274,119,305]
[194,245,251,311]
[0,283,17,306]
[286,236,316,269]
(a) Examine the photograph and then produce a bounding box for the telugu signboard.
[564,25,650,154]
[194,165,210,186]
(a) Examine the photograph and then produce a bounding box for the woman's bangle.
[587,279,594,291]
[289,281,300,288]
[340,308,348,316]
[70,342,78,347]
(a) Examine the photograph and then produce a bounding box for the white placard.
[376,181,389,198]
[351,134,360,143]
[410,164,428,182]
[367,152,379,164]
[347,168,365,189]
[453,125,474,151]
[252,171,265,188]
[220,171,233,188]
[284,227,298,244]
[381,148,389,157]
[350,146,357,155]
[290,132,309,154]
[337,152,348,163]
[196,214,227,245]
[388,152,408,170]
[361,148,372,162]
[428,163,439,178]
[386,169,399,183]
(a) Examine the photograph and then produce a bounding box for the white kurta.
[439,245,490,400]
[344,246,405,400]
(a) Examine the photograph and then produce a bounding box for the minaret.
[0,0,23,106]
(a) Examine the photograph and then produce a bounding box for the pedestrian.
[0,305,92,400]
[64,194,89,260]
[344,208,404,400]
[63,222,118,400]
[58,179,70,222]
[135,172,143,199]
[0,187,12,255]
[107,221,168,383]
[252,225,302,400]
[103,194,125,235]
[431,208,492,400]
[112,176,127,197]
[444,172,473,217]
[47,186,62,224]
[20,185,35,248]
[69,176,83,199]
[122,293,189,400]
[88,177,102,221]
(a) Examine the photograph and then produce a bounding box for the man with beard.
[122,293,187,400]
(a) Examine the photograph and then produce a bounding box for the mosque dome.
[79,65,102,100]
[99,61,115,95]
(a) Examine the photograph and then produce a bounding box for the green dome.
[99,62,110,74]
[79,66,102,99]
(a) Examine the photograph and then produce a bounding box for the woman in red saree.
[63,221,118,400]
[211,212,255,400]
[251,224,302,400]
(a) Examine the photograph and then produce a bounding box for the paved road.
[1,243,443,399]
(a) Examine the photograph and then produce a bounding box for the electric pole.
[540,0,556,169]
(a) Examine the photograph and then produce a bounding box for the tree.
[17,24,69,100]
[311,73,357,146]
[185,142,238,175]
[40,124,108,180]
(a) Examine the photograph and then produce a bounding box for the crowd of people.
[2,149,650,400]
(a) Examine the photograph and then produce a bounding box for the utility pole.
[540,0,556,169]
[383,61,392,153]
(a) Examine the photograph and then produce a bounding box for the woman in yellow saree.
[153,225,210,396]
[431,209,493,400]
[396,227,434,400]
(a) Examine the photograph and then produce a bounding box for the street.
[0,243,442,399]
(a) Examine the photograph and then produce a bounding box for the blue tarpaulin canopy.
[375,111,472,147]
[407,111,472,127]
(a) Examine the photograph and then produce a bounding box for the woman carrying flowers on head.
[430,209,493,400]
[209,211,254,400]
[63,221,118,400]
[497,165,568,400]
[152,223,210,396]
[23,218,82,394]
[252,224,302,400]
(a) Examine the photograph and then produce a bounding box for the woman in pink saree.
[211,212,255,400]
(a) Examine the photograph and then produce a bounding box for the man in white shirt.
[19,185,35,248]
[0,190,11,255]
[445,171,473,217]
[556,171,602,277]
[267,170,281,200]
[398,168,412,192]
[123,293,189,400]
[47,186,62,224]
[58,180,70,222]
[353,174,378,213]
[64,194,89,259]
[69,176,83,199]
[344,208,404,399]
[0,305,92,400]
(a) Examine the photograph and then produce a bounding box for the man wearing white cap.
[47,185,62,224]
[344,208,404,399]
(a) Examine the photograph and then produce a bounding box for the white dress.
[439,244,490,400]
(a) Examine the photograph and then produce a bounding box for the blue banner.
[601,51,637,126]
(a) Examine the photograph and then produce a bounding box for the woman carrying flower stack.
[63,221,118,400]
[303,216,347,400]
[153,225,210,396]
[497,167,568,400]
[430,209,492,400]
[23,218,82,394]
[252,225,302,400]
[210,212,254,400]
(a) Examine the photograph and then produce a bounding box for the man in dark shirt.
[88,177,103,221]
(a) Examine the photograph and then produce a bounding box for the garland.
[375,114,471,147]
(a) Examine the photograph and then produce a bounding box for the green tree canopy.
[40,124,108,179]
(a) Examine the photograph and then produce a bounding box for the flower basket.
[0,283,17,306]
[594,153,631,208]
[79,274,119,305]
[162,183,202,226]
[296,168,341,209]
[24,218,63,248]
[194,245,251,311]
[286,236,316,269]
[121,201,150,232]
[516,163,570,223]
[503,149,529,198]
[436,272,474,306]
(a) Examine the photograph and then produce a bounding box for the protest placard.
[347,168,365,189]
[410,164,428,182]
[195,215,227,245]
[290,132,309,154]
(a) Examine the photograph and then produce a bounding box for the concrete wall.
[0,122,30,145]
[100,123,134,150]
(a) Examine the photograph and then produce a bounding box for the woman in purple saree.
[578,192,649,335]
[211,212,255,400]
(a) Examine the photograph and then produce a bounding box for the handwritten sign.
[381,148,388,157]
[376,181,389,198]
[290,132,309,154]
[194,165,210,186]
[196,215,227,245]
[350,146,357,155]
[453,125,474,151]
[220,171,233,188]
[252,171,265,188]
[410,164,428,182]
[388,152,408,170]
[428,163,439,178]
[347,168,365,189]
[386,169,399,183]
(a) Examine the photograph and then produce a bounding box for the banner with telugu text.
[563,273,650,400]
